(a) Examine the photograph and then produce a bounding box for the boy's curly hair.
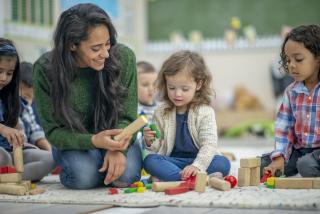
[280,24,320,78]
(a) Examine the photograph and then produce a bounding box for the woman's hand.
[99,151,126,185]
[92,129,131,151]
[0,124,24,147]
[264,156,285,176]
[180,165,200,180]
[143,127,156,147]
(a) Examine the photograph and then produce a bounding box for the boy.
[137,61,158,121]
[20,62,51,151]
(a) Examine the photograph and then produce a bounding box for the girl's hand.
[99,151,126,185]
[36,138,52,151]
[181,165,200,180]
[143,127,156,147]
[92,129,131,151]
[0,125,24,147]
[264,156,284,176]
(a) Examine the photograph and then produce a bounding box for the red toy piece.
[0,166,17,174]
[165,186,190,195]
[130,183,138,188]
[181,176,196,189]
[108,188,119,195]
[51,166,62,175]
[224,175,237,188]
[260,170,271,183]
[164,176,196,195]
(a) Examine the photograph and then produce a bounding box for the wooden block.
[313,178,320,189]
[164,186,190,195]
[28,187,45,195]
[13,146,24,173]
[0,166,17,174]
[195,172,207,193]
[240,157,261,168]
[274,178,314,189]
[250,167,260,186]
[21,180,32,191]
[5,180,31,191]
[0,173,22,183]
[152,181,182,192]
[114,116,148,141]
[0,183,27,195]
[209,177,231,191]
[238,167,250,187]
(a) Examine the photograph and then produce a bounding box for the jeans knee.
[220,156,231,176]
[143,154,159,172]
[208,155,231,176]
[60,164,103,189]
[297,156,314,177]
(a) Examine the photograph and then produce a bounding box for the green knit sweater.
[33,44,137,151]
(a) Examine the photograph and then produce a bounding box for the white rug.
[0,175,319,210]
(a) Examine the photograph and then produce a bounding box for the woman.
[33,3,141,189]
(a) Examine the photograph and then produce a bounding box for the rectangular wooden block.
[0,166,17,174]
[0,183,27,196]
[240,157,261,168]
[313,178,320,189]
[4,180,31,191]
[0,173,22,183]
[195,172,207,193]
[238,167,250,187]
[274,178,314,189]
[250,167,260,186]
[13,146,24,173]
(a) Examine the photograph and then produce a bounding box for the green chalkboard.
[147,0,320,41]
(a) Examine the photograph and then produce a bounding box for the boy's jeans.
[260,148,320,177]
[52,139,142,189]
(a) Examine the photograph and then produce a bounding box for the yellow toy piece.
[137,187,146,193]
[31,183,37,190]
[266,177,275,187]
[141,168,149,177]
[134,181,144,187]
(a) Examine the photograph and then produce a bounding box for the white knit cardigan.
[145,103,220,172]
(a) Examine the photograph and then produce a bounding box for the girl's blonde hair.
[156,50,214,111]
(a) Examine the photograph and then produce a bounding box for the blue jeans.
[143,154,230,181]
[52,139,142,189]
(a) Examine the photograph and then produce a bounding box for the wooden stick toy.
[209,177,231,191]
[114,116,148,141]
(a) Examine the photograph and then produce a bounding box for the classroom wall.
[137,47,278,110]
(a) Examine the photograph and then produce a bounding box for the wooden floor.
[1,202,319,214]
[0,202,111,214]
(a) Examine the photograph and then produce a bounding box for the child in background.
[261,24,320,177]
[143,50,230,181]
[137,61,158,121]
[0,38,54,181]
[19,61,51,151]
[20,62,41,124]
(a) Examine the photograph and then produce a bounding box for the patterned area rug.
[0,175,319,210]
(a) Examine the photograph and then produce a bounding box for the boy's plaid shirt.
[271,81,320,161]
[20,99,45,144]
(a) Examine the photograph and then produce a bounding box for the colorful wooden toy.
[224,175,237,188]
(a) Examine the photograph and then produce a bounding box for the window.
[10,0,54,26]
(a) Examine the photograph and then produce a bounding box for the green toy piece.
[149,123,161,139]
[124,187,138,193]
